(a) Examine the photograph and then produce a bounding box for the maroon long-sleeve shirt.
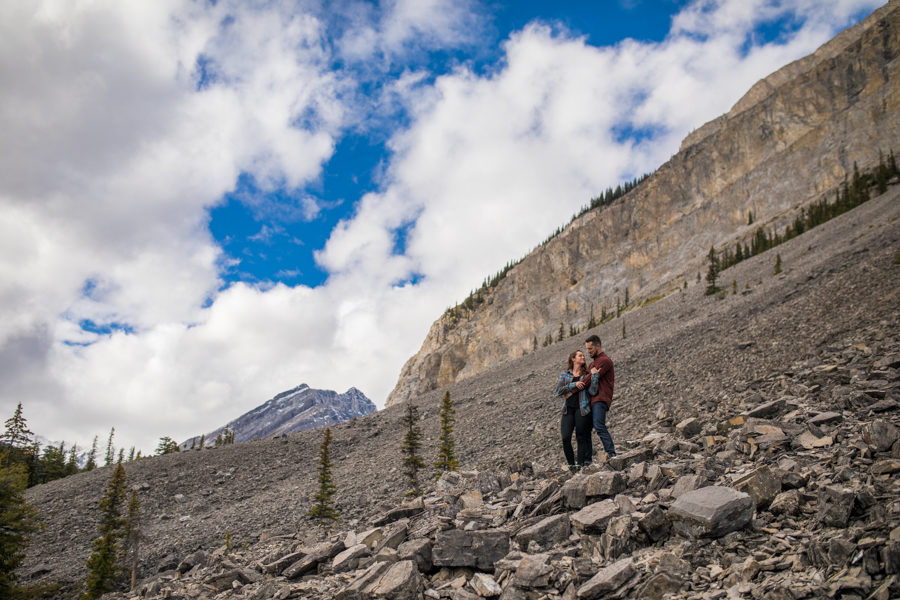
[588,352,615,407]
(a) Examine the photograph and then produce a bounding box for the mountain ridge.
[181,384,375,448]
[386,1,900,407]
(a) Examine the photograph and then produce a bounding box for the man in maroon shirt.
[585,334,616,458]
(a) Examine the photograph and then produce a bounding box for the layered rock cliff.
[386,2,900,407]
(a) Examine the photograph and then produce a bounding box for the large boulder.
[337,560,423,600]
[570,499,618,534]
[432,529,510,571]
[397,538,433,573]
[562,471,627,508]
[515,514,570,550]
[332,544,370,573]
[667,486,753,538]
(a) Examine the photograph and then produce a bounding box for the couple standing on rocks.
[554,334,616,472]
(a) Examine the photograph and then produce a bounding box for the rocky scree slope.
[386,1,900,407]
[183,385,375,448]
[20,180,900,597]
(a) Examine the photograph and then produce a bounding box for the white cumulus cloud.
[0,0,883,453]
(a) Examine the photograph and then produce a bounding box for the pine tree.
[40,443,67,484]
[155,437,179,455]
[621,318,626,339]
[198,434,205,450]
[127,447,135,462]
[588,304,598,329]
[2,402,34,467]
[85,436,99,471]
[104,428,115,467]
[66,444,80,476]
[307,427,339,522]
[774,253,782,275]
[747,210,754,225]
[705,246,721,295]
[82,463,128,599]
[401,403,426,497]
[557,322,564,342]
[0,461,40,598]
[123,490,141,591]
[532,336,537,351]
[434,392,458,475]
[117,448,124,464]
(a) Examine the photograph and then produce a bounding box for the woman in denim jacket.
[555,350,593,472]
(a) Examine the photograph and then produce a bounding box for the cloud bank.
[0,0,882,452]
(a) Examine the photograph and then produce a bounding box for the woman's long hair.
[567,350,585,374]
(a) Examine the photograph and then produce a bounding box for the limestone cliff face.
[386,3,900,407]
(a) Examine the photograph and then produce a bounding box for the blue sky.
[0,0,884,453]
[208,1,697,290]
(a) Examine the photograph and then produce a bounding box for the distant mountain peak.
[182,384,375,448]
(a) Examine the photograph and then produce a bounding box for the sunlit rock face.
[386,4,900,407]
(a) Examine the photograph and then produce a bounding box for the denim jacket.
[555,370,591,416]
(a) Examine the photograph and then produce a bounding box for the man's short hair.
[585,334,601,346]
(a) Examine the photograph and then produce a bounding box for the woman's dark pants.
[561,406,593,467]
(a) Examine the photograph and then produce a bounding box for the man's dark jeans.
[591,401,616,457]
[561,406,593,467]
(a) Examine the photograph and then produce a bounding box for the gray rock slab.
[470,572,502,596]
[865,420,900,452]
[367,560,423,599]
[332,543,370,573]
[871,458,900,475]
[732,465,781,509]
[515,514,570,549]
[817,485,856,528]
[769,490,801,516]
[562,475,589,509]
[570,499,618,534]
[576,557,635,599]
[584,471,627,498]
[676,417,702,438]
[432,529,510,571]
[563,471,626,508]
[374,519,409,552]
[671,474,704,499]
[667,486,753,538]
[607,447,653,471]
[808,411,843,426]
[372,498,425,526]
[637,506,671,542]
[397,538,432,573]
[262,551,304,575]
[742,398,786,419]
[336,561,392,600]
[514,553,552,588]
